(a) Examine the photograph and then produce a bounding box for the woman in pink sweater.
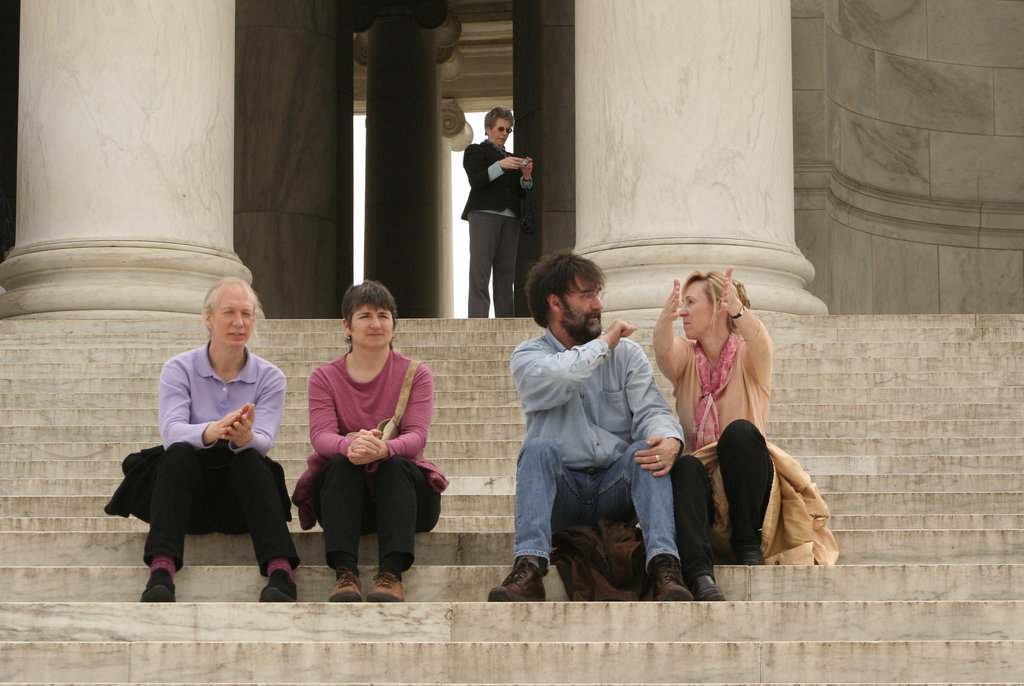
[292,281,447,602]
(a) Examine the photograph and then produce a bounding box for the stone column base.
[0,242,250,319]
[588,242,828,319]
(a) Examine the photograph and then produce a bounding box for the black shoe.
[691,575,726,601]
[259,569,297,602]
[140,568,175,603]
[735,547,765,565]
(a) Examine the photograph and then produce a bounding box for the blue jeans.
[513,437,679,569]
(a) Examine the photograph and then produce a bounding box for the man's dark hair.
[524,250,605,328]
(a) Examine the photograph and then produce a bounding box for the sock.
[266,557,294,582]
[379,552,405,580]
[149,554,176,580]
[329,551,359,578]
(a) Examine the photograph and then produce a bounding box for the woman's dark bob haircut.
[341,280,398,349]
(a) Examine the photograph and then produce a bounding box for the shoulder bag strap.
[391,360,421,425]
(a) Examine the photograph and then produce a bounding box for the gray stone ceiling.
[353,0,515,114]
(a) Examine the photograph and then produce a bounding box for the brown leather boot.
[328,567,362,602]
[367,571,404,602]
[488,556,546,602]
[649,554,693,601]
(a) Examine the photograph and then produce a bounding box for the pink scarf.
[693,334,740,449]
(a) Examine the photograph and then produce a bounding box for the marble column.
[360,1,446,318]
[0,1,17,251]
[513,0,576,317]
[234,0,339,318]
[825,0,1024,314]
[575,0,825,317]
[437,96,472,318]
[0,0,246,319]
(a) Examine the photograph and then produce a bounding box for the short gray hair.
[202,277,262,320]
[484,106,514,129]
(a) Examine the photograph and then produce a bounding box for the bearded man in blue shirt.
[488,250,694,602]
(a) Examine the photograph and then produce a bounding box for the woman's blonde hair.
[683,270,750,333]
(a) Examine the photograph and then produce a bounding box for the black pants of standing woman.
[672,419,775,585]
[314,454,442,576]
[144,441,299,573]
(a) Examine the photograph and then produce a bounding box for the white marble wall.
[576,0,825,316]
[824,0,1024,314]
[0,0,247,318]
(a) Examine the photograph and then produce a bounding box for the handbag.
[349,360,420,440]
[519,188,535,235]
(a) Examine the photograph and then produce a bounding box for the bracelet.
[729,305,745,319]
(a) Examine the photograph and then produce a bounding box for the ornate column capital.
[437,45,463,81]
[353,0,447,32]
[441,98,472,151]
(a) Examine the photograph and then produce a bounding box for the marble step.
[3,600,1024,643]
[0,389,525,409]
[3,529,1023,566]
[2,354,1023,376]
[8,512,1024,534]
[4,453,1020,479]
[1,639,1021,683]
[2,448,1021,478]
[3,394,1019,424]
[8,513,1024,536]
[0,314,1019,338]
[5,490,1022,518]
[4,472,1023,497]
[5,339,1024,362]
[2,564,1022,603]
[0,312,1009,332]
[1,420,1020,444]
[0,475,513,497]
[0,371,519,393]
[0,514,515,533]
[4,368,1022,393]
[5,411,1024,440]
[0,494,510,517]
[3,683,1003,686]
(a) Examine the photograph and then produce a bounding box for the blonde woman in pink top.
[291,281,448,603]
[654,268,838,601]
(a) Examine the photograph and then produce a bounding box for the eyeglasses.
[495,126,512,134]
[569,288,603,302]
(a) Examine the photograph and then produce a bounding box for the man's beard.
[560,300,602,345]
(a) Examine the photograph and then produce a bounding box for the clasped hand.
[203,402,255,448]
[347,428,389,465]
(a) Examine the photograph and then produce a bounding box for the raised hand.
[720,267,742,317]
[599,318,637,349]
[659,279,683,322]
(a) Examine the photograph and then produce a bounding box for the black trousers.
[143,441,298,574]
[672,419,774,584]
[314,454,441,574]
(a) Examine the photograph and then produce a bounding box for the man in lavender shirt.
[138,278,298,602]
